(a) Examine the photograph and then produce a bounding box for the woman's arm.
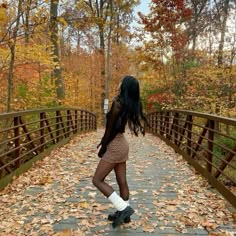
[98,100,121,157]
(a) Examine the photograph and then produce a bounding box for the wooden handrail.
[0,107,97,189]
[147,110,236,208]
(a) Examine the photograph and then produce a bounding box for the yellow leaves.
[79,201,89,209]
[0,3,7,29]
[0,7,6,22]
[0,46,9,64]
[38,176,53,185]
[57,17,68,27]
[16,44,55,67]
[56,229,72,236]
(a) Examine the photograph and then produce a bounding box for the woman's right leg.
[93,159,133,228]
[108,161,132,224]
[114,161,129,201]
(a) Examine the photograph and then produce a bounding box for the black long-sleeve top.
[98,96,127,157]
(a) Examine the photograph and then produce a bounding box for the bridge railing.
[147,109,236,208]
[0,108,96,189]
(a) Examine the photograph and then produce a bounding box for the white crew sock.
[125,200,130,206]
[108,191,128,211]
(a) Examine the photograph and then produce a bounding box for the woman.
[92,75,147,228]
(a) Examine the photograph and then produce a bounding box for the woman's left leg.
[108,161,131,223]
[92,159,134,228]
[114,161,129,200]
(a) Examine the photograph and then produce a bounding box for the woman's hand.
[98,145,107,158]
[96,144,101,155]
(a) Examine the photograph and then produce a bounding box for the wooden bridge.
[0,108,235,235]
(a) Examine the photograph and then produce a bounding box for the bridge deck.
[0,130,235,235]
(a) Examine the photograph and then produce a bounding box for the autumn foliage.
[0,0,235,119]
[138,0,236,118]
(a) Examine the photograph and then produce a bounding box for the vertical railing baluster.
[169,112,174,142]
[150,114,152,133]
[160,112,164,135]
[166,111,170,139]
[94,115,97,130]
[75,110,78,133]
[14,116,20,168]
[40,112,45,152]
[80,110,84,131]
[88,113,91,130]
[56,111,60,143]
[84,112,86,130]
[67,110,70,137]
[90,114,92,130]
[207,119,215,173]
[174,113,179,145]
[187,115,193,156]
[155,112,158,134]
[92,114,94,130]
[85,112,88,130]
[152,113,155,133]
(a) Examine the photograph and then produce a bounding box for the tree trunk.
[6,0,22,112]
[217,0,230,66]
[189,0,208,56]
[105,0,113,114]
[215,0,230,117]
[24,0,31,44]
[50,0,64,104]
[86,0,108,117]
[99,25,106,114]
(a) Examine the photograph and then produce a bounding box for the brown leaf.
[57,229,72,236]
[166,205,177,211]
[79,201,89,209]
[38,176,53,185]
[232,213,236,222]
[209,233,233,236]
[142,223,155,233]
[201,220,218,229]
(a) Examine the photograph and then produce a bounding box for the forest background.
[0,0,235,125]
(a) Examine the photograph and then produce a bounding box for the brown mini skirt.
[102,133,129,163]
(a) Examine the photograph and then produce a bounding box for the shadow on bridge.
[0,129,235,235]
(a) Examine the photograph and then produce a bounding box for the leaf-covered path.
[0,130,235,236]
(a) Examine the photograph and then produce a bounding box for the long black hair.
[119,75,147,136]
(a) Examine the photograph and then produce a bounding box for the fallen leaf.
[57,229,72,236]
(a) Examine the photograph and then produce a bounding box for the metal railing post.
[207,119,215,174]
[14,116,20,168]
[187,115,193,156]
[40,112,45,152]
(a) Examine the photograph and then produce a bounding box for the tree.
[50,0,64,103]
[139,0,192,62]
[186,0,209,55]
[6,0,22,112]
[60,0,138,115]
[215,0,230,66]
